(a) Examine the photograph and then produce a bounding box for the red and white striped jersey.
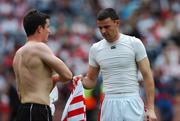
[61,77,86,121]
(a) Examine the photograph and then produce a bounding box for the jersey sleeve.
[132,37,147,62]
[89,44,98,67]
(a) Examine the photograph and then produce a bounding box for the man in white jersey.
[75,8,157,121]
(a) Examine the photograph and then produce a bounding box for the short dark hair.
[97,8,119,21]
[23,9,50,37]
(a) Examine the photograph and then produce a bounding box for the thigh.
[123,96,144,121]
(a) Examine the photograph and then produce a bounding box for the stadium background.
[0,0,180,121]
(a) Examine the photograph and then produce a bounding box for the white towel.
[49,86,59,115]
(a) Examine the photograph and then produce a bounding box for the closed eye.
[99,25,110,30]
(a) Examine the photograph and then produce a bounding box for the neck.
[27,35,42,42]
[114,33,120,41]
[108,33,120,43]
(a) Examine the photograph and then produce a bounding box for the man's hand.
[52,74,59,87]
[52,73,73,84]
[144,108,157,121]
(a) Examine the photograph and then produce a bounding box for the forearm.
[82,76,97,89]
[52,74,72,84]
[138,58,157,119]
[144,76,155,110]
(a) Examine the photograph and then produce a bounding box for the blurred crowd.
[0,0,180,121]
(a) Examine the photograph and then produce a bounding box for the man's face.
[41,19,51,43]
[97,17,120,42]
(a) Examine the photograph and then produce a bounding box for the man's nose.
[101,28,106,34]
[48,29,52,34]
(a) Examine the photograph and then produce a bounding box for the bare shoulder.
[13,42,52,62]
[28,42,54,59]
[20,42,53,56]
[34,42,49,48]
[33,42,52,53]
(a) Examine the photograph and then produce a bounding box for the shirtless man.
[13,9,73,121]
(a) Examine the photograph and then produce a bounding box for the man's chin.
[43,39,48,43]
[105,38,114,42]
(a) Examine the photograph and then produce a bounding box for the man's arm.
[51,73,71,85]
[137,57,157,120]
[12,53,21,100]
[82,65,100,89]
[36,43,73,82]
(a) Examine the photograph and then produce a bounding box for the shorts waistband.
[21,103,50,108]
[105,92,140,98]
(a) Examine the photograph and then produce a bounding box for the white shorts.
[99,93,144,121]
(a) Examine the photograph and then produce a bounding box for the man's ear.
[37,25,43,33]
[115,20,120,26]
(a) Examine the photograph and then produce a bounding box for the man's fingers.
[73,75,83,87]
[144,115,157,121]
[144,115,149,121]
[147,115,149,121]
